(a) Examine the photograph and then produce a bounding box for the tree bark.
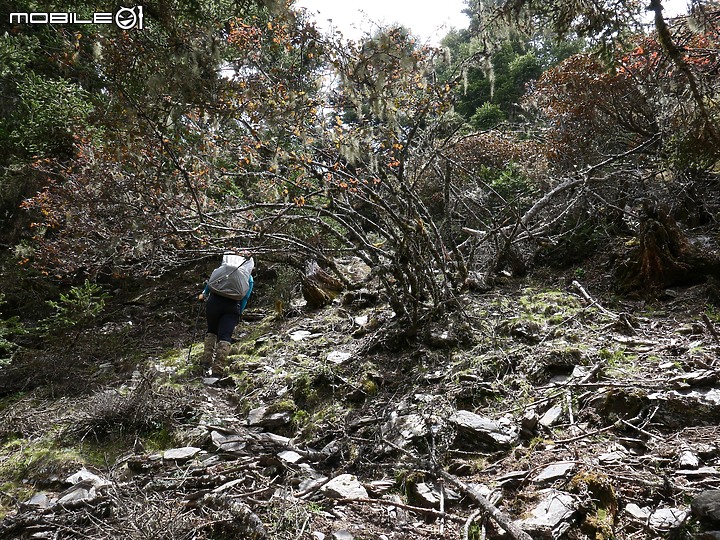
[301,260,344,309]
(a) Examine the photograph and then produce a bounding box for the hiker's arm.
[239,275,253,312]
[198,283,210,301]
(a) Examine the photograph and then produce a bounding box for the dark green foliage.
[470,102,505,129]
[40,280,109,337]
[0,295,25,365]
[440,15,583,126]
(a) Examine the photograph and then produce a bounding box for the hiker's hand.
[198,293,205,302]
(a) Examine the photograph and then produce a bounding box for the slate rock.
[278,450,304,464]
[693,490,720,525]
[248,406,292,428]
[57,485,95,505]
[648,507,688,530]
[24,493,51,509]
[520,408,539,438]
[327,351,352,364]
[289,330,312,341]
[411,482,460,508]
[676,466,719,477]
[381,413,428,448]
[450,410,518,449]
[366,479,395,496]
[211,430,247,454]
[516,489,576,539]
[321,474,368,500]
[66,468,110,488]
[533,461,576,485]
[163,447,201,461]
[298,476,329,493]
[427,328,457,348]
[625,503,650,520]
[498,471,529,489]
[332,531,354,540]
[539,405,564,428]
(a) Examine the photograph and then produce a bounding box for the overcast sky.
[296,0,469,44]
[295,0,691,44]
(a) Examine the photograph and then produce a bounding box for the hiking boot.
[212,340,232,375]
[200,333,217,372]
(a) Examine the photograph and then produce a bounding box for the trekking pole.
[187,299,204,365]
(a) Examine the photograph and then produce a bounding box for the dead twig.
[554,422,618,445]
[620,418,663,441]
[571,280,619,319]
[702,313,720,346]
[333,497,465,524]
[436,470,533,540]
[464,509,484,540]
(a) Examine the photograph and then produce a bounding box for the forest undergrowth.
[1,256,720,540]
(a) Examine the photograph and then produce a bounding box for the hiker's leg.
[214,340,232,371]
[205,295,222,336]
[197,295,225,373]
[200,333,217,369]
[216,311,240,343]
[214,309,239,374]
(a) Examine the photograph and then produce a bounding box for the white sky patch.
[296,0,692,44]
[296,0,470,45]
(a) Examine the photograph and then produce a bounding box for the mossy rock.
[570,470,618,540]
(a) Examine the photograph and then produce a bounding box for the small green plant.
[705,304,720,323]
[0,294,25,364]
[40,280,109,336]
[599,347,636,370]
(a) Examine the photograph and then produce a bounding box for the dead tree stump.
[615,203,720,292]
[301,260,344,309]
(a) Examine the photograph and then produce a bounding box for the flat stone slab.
[676,467,719,477]
[539,405,564,427]
[57,485,95,505]
[211,431,247,454]
[66,468,111,488]
[25,493,51,509]
[278,450,304,464]
[450,410,518,448]
[327,351,352,364]
[321,474,368,500]
[163,447,201,461]
[533,461,576,485]
[516,489,576,539]
[625,503,651,520]
[381,413,428,448]
[248,406,292,428]
[649,507,689,530]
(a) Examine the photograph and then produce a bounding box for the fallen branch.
[702,313,720,345]
[464,509,484,540]
[620,418,663,441]
[201,493,268,539]
[554,422,618,445]
[571,280,619,319]
[436,470,533,540]
[334,497,465,524]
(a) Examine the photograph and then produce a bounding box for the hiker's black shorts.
[206,293,242,342]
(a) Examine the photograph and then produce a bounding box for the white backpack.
[208,255,254,300]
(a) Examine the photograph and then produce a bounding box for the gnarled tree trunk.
[301,260,344,309]
[616,203,720,292]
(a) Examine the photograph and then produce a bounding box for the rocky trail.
[2,269,720,539]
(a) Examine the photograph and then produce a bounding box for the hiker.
[198,253,254,375]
